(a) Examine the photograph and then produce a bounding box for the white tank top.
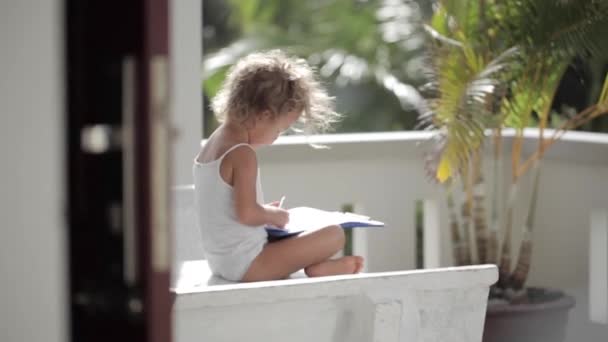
[192,143,267,280]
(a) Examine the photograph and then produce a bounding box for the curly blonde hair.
[211,50,339,133]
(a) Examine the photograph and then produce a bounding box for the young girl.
[194,50,364,282]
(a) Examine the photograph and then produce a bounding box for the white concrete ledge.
[174,263,497,307]
[173,262,497,342]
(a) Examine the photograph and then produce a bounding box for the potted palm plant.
[419,1,608,341]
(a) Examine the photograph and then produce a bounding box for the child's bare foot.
[354,256,364,273]
[305,256,365,277]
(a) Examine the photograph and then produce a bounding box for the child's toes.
[343,256,358,274]
[354,256,364,273]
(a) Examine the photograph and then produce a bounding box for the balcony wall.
[255,129,608,341]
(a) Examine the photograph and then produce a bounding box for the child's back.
[194,142,267,282]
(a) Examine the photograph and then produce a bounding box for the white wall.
[0,1,66,342]
[504,131,608,342]
[170,0,202,338]
[170,0,203,185]
[170,0,203,274]
[256,130,608,341]
[257,133,448,272]
[257,130,608,280]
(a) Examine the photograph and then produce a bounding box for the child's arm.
[230,146,289,228]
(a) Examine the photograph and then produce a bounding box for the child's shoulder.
[197,138,257,166]
[222,143,257,167]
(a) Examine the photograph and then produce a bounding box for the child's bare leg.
[304,255,364,277]
[242,225,362,282]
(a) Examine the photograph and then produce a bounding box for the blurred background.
[200,0,608,136]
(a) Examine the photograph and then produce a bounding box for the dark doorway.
[66,1,171,341]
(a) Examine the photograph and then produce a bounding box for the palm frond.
[495,0,608,59]
[423,25,463,48]
[421,43,518,182]
[599,72,608,107]
[441,0,482,42]
[430,3,450,37]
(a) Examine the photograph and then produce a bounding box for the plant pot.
[482,290,576,342]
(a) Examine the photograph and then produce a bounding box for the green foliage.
[202,0,432,135]
[600,73,608,106]
[202,65,230,99]
[422,0,608,182]
[202,0,607,139]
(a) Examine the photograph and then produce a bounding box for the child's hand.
[267,196,285,208]
[267,207,289,228]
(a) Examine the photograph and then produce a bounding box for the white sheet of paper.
[281,207,381,232]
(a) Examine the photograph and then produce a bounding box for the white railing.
[256,129,608,282]
[253,128,608,340]
[172,129,607,341]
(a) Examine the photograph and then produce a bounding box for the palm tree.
[446,187,466,265]
[421,0,608,297]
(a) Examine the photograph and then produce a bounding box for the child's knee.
[324,225,345,248]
